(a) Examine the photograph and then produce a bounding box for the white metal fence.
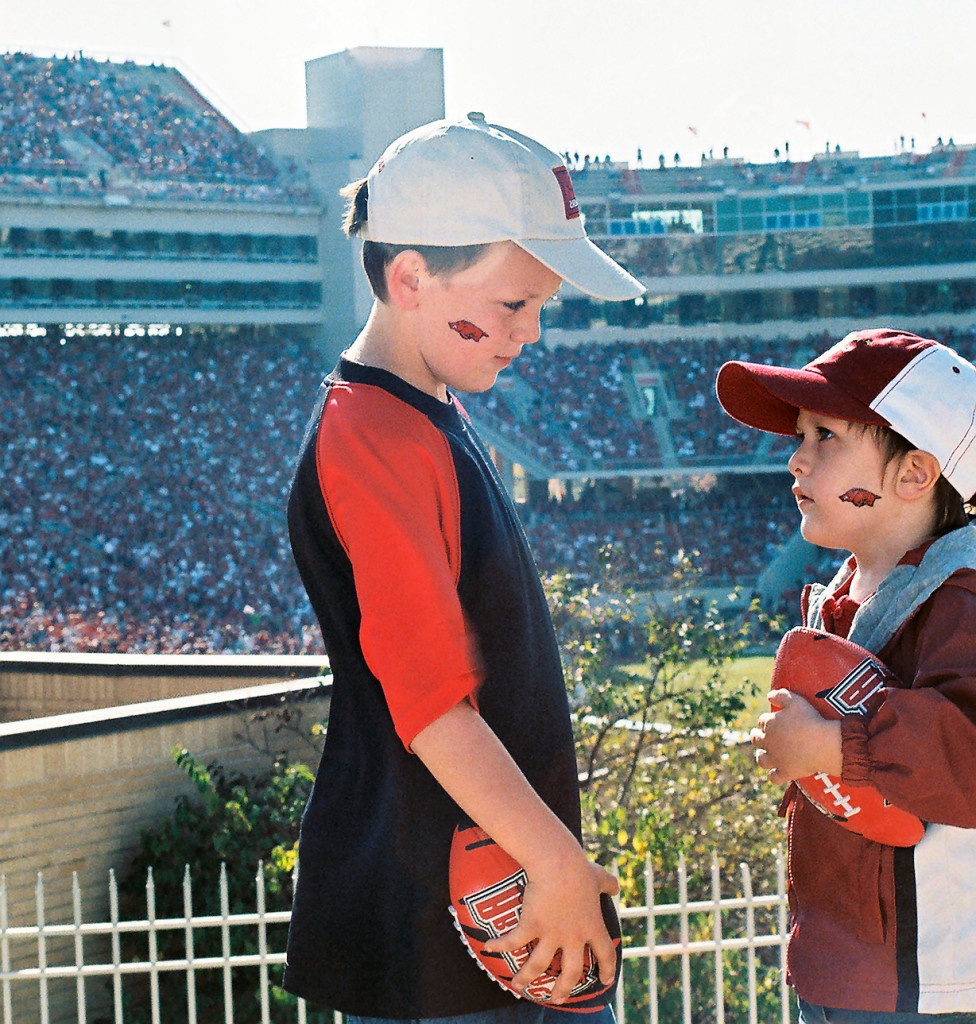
[1,854,792,1024]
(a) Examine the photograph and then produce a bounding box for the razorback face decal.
[449,320,489,342]
[839,487,882,507]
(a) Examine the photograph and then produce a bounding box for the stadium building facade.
[4,45,975,354]
[0,47,445,350]
[556,146,976,343]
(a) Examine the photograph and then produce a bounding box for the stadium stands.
[0,51,324,330]
[6,325,972,653]
[0,327,324,653]
[520,474,796,590]
[462,333,813,469]
[0,52,313,203]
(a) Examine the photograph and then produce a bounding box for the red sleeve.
[317,383,483,748]
[841,574,976,827]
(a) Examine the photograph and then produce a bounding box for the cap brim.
[715,361,889,435]
[517,237,645,301]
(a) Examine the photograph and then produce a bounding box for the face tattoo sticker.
[839,487,882,508]
[449,320,489,342]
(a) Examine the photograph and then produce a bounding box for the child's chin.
[798,519,825,546]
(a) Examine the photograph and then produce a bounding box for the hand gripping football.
[448,822,621,1011]
[770,627,924,846]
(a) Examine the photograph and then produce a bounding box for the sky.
[4,0,976,168]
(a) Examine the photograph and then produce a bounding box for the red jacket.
[786,533,976,1013]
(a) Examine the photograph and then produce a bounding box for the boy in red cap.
[716,328,976,1023]
[284,114,643,1020]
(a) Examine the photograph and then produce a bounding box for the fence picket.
[646,857,659,1024]
[741,861,758,1024]
[710,854,724,1024]
[256,861,270,1024]
[777,852,791,1024]
[108,870,122,1024]
[183,865,198,1024]
[678,857,692,1024]
[219,862,234,1024]
[72,873,86,1024]
[146,867,160,1024]
[35,873,49,1024]
[1,876,11,1024]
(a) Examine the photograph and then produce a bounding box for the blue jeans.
[798,998,976,1024]
[347,1003,616,1024]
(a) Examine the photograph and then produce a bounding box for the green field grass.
[722,655,775,724]
[620,654,775,729]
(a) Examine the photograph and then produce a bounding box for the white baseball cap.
[355,112,645,302]
[715,328,976,501]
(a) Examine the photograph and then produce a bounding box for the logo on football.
[771,628,924,847]
[817,658,888,717]
[448,823,620,1011]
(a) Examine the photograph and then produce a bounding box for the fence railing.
[1,854,792,1024]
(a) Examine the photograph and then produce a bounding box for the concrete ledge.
[0,651,330,676]
[0,676,332,751]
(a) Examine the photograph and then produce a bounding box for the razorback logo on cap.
[552,166,580,220]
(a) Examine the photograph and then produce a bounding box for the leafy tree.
[547,545,790,1022]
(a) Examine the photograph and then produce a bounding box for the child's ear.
[894,449,942,501]
[385,250,426,310]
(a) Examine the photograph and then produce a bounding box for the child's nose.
[511,310,543,346]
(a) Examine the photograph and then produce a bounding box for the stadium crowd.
[0,52,313,204]
[521,475,796,587]
[4,326,973,654]
[566,137,976,197]
[467,341,660,470]
[461,332,811,469]
[1,327,324,654]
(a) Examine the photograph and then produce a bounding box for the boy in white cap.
[716,328,976,1023]
[284,113,643,1020]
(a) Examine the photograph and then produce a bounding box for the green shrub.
[109,748,326,1023]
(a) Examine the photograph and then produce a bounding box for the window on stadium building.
[0,278,322,310]
[918,201,967,222]
[74,280,96,304]
[763,211,822,230]
[872,185,976,227]
[7,227,36,254]
[713,186,976,234]
[952,280,976,311]
[0,226,319,262]
[607,209,704,236]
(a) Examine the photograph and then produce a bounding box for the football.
[770,627,924,847]
[448,822,621,1011]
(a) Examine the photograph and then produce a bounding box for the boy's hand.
[483,854,619,1004]
[751,688,843,783]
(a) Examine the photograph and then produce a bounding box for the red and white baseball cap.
[355,112,644,301]
[715,328,976,500]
